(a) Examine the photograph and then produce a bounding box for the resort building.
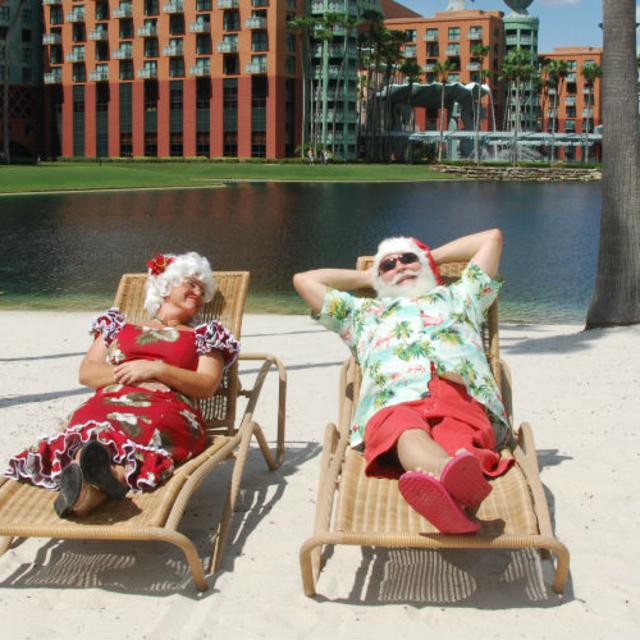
[0,0,43,159]
[384,7,505,133]
[40,0,305,159]
[539,46,603,161]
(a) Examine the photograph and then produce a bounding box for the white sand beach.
[0,310,638,639]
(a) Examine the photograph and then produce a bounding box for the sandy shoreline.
[0,311,638,639]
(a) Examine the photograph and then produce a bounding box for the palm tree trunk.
[438,82,446,162]
[583,87,592,164]
[586,0,640,327]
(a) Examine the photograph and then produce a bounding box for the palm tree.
[543,59,569,164]
[586,0,640,328]
[2,0,27,164]
[399,58,422,132]
[501,48,537,165]
[470,44,490,163]
[379,29,407,160]
[288,15,316,159]
[581,61,602,164]
[434,59,456,162]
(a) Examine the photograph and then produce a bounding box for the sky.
[397,0,606,53]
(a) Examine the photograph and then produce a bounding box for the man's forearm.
[293,268,372,314]
[431,229,502,278]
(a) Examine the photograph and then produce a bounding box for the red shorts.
[363,374,513,480]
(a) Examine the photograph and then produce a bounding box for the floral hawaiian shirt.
[316,263,510,449]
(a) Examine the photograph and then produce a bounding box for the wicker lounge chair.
[0,271,286,591]
[299,258,569,598]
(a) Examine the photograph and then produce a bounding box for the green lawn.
[0,161,454,193]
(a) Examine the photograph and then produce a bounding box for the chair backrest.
[113,271,250,437]
[356,256,501,384]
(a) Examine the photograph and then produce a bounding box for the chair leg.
[154,528,209,592]
[0,536,14,556]
[300,537,322,597]
[253,421,279,471]
[210,422,255,574]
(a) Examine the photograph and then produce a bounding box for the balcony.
[245,62,267,74]
[163,1,184,13]
[88,30,109,41]
[112,47,133,60]
[313,43,356,57]
[314,65,341,79]
[217,0,239,6]
[468,29,482,40]
[519,36,532,45]
[565,96,576,106]
[566,72,576,82]
[217,41,238,53]
[65,10,85,23]
[189,62,211,76]
[424,63,436,72]
[162,43,184,56]
[138,24,158,37]
[402,47,416,59]
[65,50,86,63]
[113,5,133,18]
[547,87,556,95]
[325,110,357,123]
[424,32,438,42]
[466,62,481,71]
[138,67,158,79]
[44,70,63,84]
[445,46,460,57]
[582,108,593,118]
[189,21,211,33]
[42,0,62,5]
[245,16,267,29]
[42,33,62,45]
[89,68,110,82]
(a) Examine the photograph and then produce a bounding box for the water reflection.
[0,182,600,322]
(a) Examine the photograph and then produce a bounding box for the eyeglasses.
[182,277,206,294]
[378,252,419,274]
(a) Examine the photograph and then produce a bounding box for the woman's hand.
[113,360,163,386]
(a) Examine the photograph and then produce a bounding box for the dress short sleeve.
[90,308,126,346]
[193,321,240,370]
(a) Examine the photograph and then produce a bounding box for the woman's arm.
[431,229,503,279]
[112,352,224,399]
[293,268,373,315]
[78,338,117,389]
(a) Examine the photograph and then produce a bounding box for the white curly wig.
[144,251,216,316]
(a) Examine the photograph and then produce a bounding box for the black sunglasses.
[379,252,419,274]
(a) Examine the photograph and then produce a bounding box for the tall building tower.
[41,0,304,159]
[307,0,380,160]
[0,0,43,159]
[502,0,539,131]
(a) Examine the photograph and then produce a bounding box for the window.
[448,27,460,41]
[50,7,63,24]
[404,30,416,42]
[0,7,9,21]
[170,132,183,157]
[426,43,439,57]
[95,2,109,21]
[144,38,159,57]
[22,8,32,22]
[169,58,184,77]
[144,132,157,156]
[72,24,86,42]
[120,61,133,80]
[196,34,211,55]
[22,67,32,82]
[144,0,159,16]
[120,19,134,39]
[223,54,239,75]
[252,31,268,52]
[170,81,183,109]
[223,10,240,31]
[251,131,266,158]
[169,14,185,35]
[425,28,438,41]
[22,47,32,63]
[286,56,295,75]
[223,131,237,157]
[22,29,31,43]
[286,33,296,54]
[196,132,210,156]
[95,42,109,61]
[197,0,212,10]
[0,46,4,61]
[73,63,86,82]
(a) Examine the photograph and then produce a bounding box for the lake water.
[0,181,600,323]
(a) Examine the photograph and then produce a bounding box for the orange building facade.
[539,46,602,160]
[41,0,302,159]
[384,9,505,132]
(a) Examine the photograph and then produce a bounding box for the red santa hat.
[372,236,443,294]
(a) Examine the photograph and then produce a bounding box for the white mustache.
[390,271,417,285]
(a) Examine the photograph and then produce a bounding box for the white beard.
[375,267,438,299]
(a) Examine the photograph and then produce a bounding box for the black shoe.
[54,464,83,518]
[79,441,128,500]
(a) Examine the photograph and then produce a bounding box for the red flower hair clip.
[147,254,175,276]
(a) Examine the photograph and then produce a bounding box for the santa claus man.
[293,229,513,534]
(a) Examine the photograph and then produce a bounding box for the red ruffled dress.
[5,309,240,492]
